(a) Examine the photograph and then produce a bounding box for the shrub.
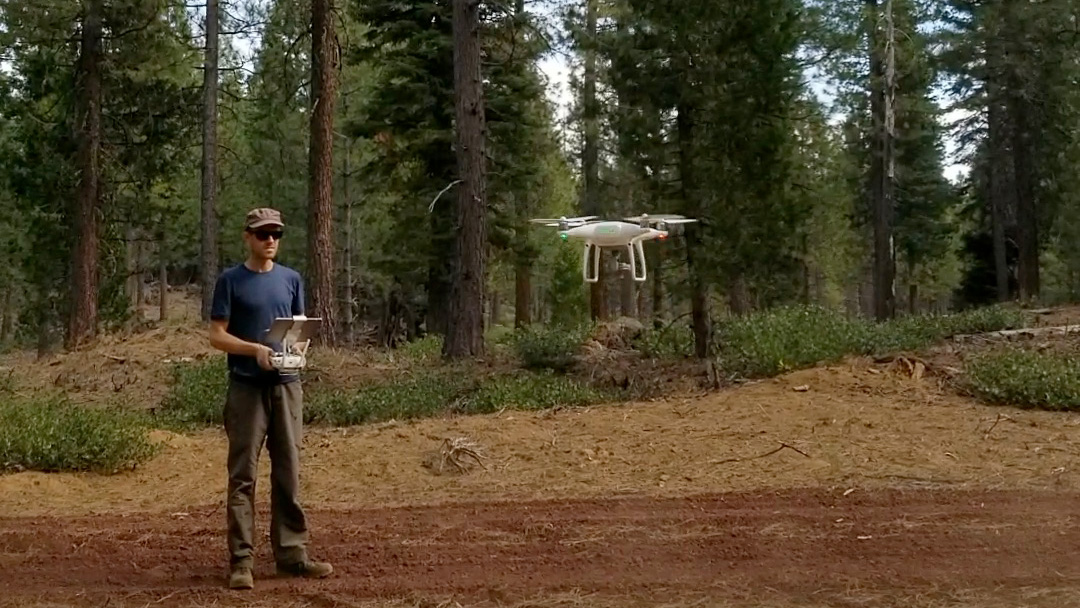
[463,372,614,415]
[512,323,593,372]
[871,305,1027,353]
[0,397,158,473]
[394,334,443,364]
[306,369,613,425]
[306,370,471,426]
[157,355,229,428]
[634,321,695,359]
[715,304,1028,379]
[964,349,1080,410]
[716,305,871,378]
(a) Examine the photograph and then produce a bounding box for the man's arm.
[209,320,274,370]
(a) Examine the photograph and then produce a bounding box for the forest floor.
[3,292,1080,607]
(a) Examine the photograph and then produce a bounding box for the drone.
[529,213,698,283]
[264,315,322,375]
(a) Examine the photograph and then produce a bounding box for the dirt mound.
[0,323,216,408]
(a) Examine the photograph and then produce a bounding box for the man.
[208,207,333,590]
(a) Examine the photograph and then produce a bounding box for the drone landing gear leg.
[627,239,647,282]
[583,242,601,283]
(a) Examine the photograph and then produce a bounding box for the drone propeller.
[529,215,597,228]
[626,213,699,229]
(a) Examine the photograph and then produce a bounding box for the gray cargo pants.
[223,377,308,568]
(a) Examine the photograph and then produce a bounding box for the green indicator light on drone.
[561,233,568,240]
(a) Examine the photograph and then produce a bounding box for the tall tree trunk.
[729,274,751,315]
[619,260,636,318]
[869,0,896,321]
[67,0,103,350]
[444,0,488,359]
[342,126,354,346]
[651,243,665,321]
[1010,97,1039,302]
[309,0,338,344]
[988,93,1012,302]
[159,234,169,323]
[676,102,711,359]
[582,0,606,321]
[125,223,139,311]
[0,290,13,344]
[200,0,219,322]
[514,257,532,328]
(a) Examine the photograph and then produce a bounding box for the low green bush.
[964,348,1080,410]
[716,304,1028,379]
[306,370,471,426]
[156,355,229,428]
[0,396,158,473]
[716,305,871,378]
[511,323,593,372]
[463,371,614,415]
[306,368,613,425]
[634,321,695,359]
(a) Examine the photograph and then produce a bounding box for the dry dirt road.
[3,487,1080,608]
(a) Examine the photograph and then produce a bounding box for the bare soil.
[4,297,1080,606]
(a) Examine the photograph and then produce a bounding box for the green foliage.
[156,355,229,429]
[463,372,613,415]
[307,371,468,426]
[306,369,613,426]
[716,304,1027,378]
[545,243,589,327]
[634,322,695,359]
[716,306,872,377]
[965,349,1080,410]
[512,323,593,372]
[0,396,158,473]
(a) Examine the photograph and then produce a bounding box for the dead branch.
[710,442,811,465]
[983,413,1013,439]
[431,437,487,475]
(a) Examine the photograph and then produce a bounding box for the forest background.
[1,0,1076,360]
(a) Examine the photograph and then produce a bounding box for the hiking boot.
[277,559,334,579]
[228,565,254,590]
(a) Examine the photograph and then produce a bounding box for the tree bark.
[309,0,338,344]
[444,0,488,359]
[159,235,169,323]
[1010,97,1039,301]
[67,0,103,350]
[869,0,897,321]
[514,258,531,328]
[676,101,711,359]
[200,0,219,322]
[988,92,1012,302]
[342,117,354,346]
[582,0,606,321]
[619,261,636,318]
[126,224,140,311]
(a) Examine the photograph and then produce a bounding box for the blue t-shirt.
[210,262,305,385]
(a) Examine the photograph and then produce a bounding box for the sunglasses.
[249,229,284,241]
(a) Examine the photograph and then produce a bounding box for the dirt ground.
[4,298,1080,607]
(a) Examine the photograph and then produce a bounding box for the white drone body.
[264,315,322,375]
[530,214,698,283]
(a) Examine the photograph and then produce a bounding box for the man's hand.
[254,344,275,371]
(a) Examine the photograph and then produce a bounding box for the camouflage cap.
[245,208,284,230]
